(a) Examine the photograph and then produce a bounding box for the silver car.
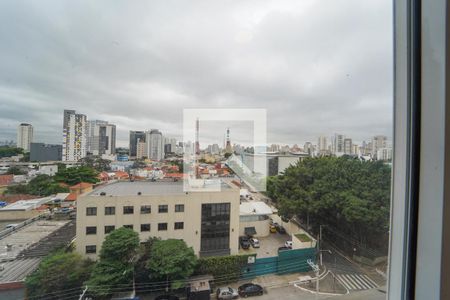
[216,287,239,300]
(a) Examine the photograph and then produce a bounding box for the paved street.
[322,245,381,292]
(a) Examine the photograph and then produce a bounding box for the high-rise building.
[304,142,313,155]
[377,147,393,161]
[372,135,388,159]
[136,138,147,159]
[145,129,164,161]
[344,138,353,154]
[16,123,33,152]
[333,133,345,155]
[62,109,87,161]
[317,136,328,153]
[87,120,116,156]
[129,131,146,157]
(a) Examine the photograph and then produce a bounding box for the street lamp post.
[307,259,320,300]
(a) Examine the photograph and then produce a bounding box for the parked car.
[216,287,239,299]
[269,224,277,233]
[155,295,179,300]
[238,283,264,297]
[285,241,293,248]
[276,225,286,234]
[240,236,251,249]
[249,238,260,248]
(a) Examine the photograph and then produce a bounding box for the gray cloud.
[0,0,392,147]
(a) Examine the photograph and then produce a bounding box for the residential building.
[333,133,345,155]
[136,138,147,159]
[16,123,33,152]
[372,135,388,159]
[129,131,145,157]
[145,129,164,161]
[376,147,393,161]
[303,142,313,156]
[30,143,62,162]
[62,110,87,161]
[317,135,329,155]
[87,120,116,156]
[76,181,240,259]
[344,138,353,155]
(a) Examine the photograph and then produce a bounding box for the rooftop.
[89,180,232,196]
[0,197,53,211]
[240,201,273,215]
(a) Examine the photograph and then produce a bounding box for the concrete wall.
[239,219,270,237]
[76,188,240,260]
[0,210,41,221]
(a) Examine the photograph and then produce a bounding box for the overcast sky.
[0,0,393,148]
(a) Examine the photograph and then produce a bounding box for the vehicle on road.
[216,287,239,299]
[240,236,251,249]
[269,224,277,233]
[249,238,260,248]
[284,241,293,248]
[238,283,264,297]
[276,225,286,234]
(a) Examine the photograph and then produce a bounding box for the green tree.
[267,157,391,251]
[79,155,111,172]
[0,146,23,158]
[146,239,197,290]
[25,250,93,300]
[27,174,69,196]
[134,237,160,290]
[99,227,140,263]
[6,166,26,175]
[86,260,134,298]
[54,166,99,185]
[87,228,139,298]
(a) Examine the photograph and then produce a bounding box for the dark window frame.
[123,206,134,214]
[158,205,168,213]
[158,223,168,231]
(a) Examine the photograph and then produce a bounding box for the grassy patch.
[295,233,312,243]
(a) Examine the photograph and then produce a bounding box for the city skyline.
[0,1,392,147]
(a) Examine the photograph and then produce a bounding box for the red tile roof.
[0,174,13,186]
[65,193,77,201]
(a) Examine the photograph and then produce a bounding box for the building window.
[85,245,96,254]
[158,223,168,231]
[174,222,184,230]
[123,224,133,230]
[141,224,151,232]
[86,207,97,216]
[200,203,230,254]
[104,225,115,234]
[86,226,97,235]
[158,205,168,213]
[175,204,184,212]
[140,205,151,214]
[123,206,134,214]
[105,206,115,215]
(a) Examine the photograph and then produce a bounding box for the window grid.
[158,205,168,213]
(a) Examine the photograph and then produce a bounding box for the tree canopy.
[6,166,26,175]
[0,146,23,158]
[267,157,391,251]
[87,227,139,297]
[25,250,93,300]
[54,166,99,185]
[79,155,111,172]
[146,239,197,290]
[6,174,69,196]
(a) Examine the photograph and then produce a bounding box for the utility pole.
[307,259,320,300]
[319,225,323,266]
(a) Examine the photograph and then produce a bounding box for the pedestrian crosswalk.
[335,273,379,291]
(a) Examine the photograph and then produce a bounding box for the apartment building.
[16,123,33,152]
[76,181,240,259]
[62,110,87,161]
